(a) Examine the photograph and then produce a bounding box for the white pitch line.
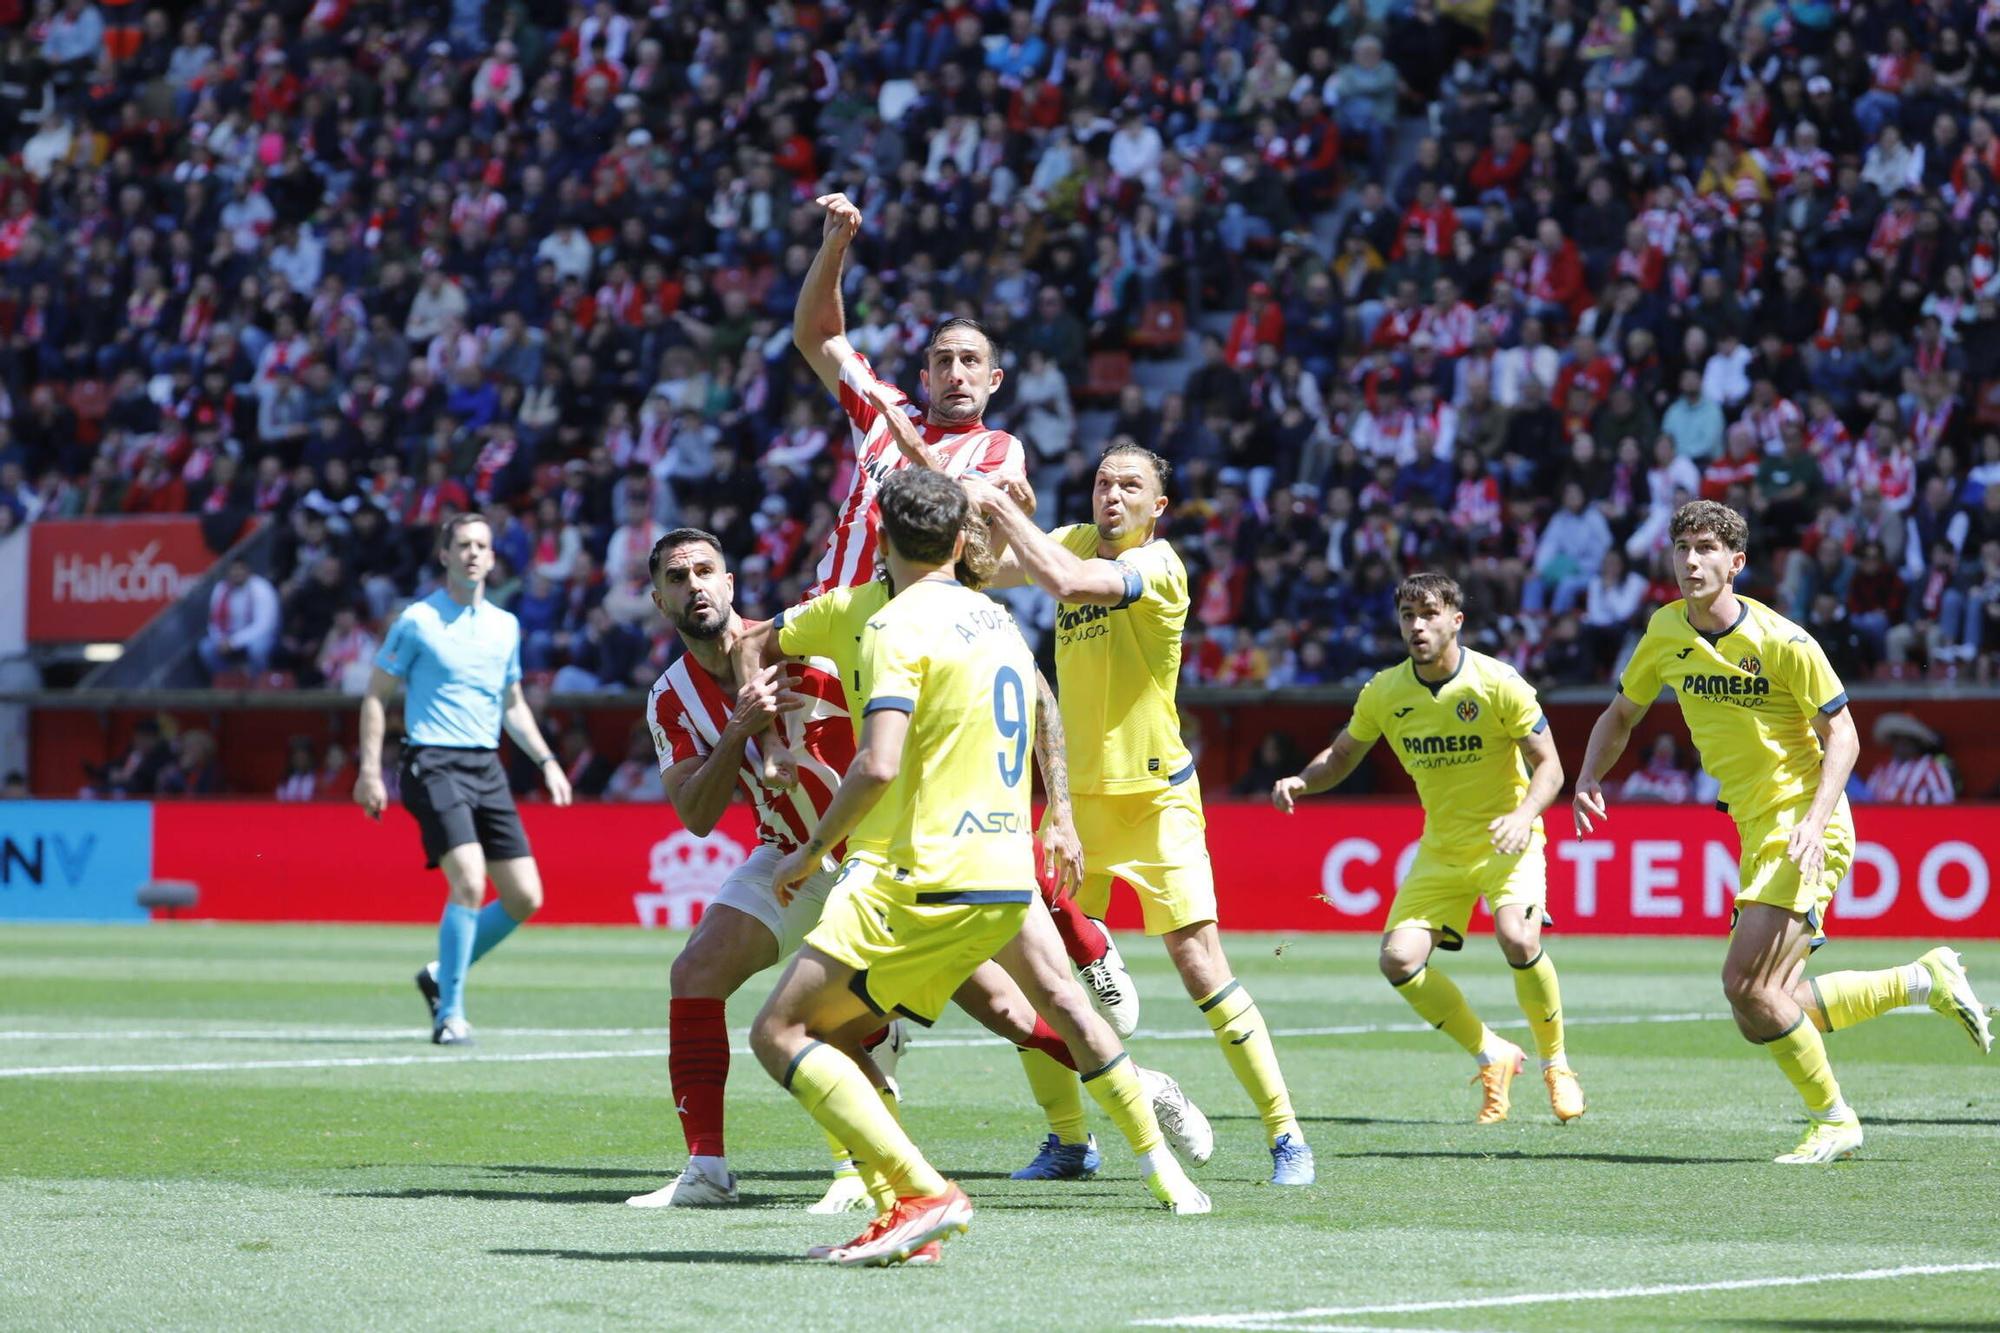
[0,1010,1735,1079]
[0,1010,1730,1046]
[0,1027,675,1043]
[1132,1261,2000,1328]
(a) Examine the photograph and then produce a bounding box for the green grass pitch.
[2,925,1996,1330]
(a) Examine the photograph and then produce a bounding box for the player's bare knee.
[670,948,730,1000]
[1379,941,1427,983]
[1495,928,1540,968]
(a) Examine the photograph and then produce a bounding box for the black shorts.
[400,746,532,870]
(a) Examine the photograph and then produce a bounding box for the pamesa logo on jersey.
[1456,699,1480,723]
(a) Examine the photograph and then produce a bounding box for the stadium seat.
[1082,350,1133,403]
[1128,301,1188,356]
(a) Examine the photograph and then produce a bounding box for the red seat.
[1082,350,1132,402]
[1128,301,1187,355]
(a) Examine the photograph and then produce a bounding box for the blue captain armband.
[1111,563,1145,610]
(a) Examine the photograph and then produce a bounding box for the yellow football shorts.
[1733,795,1853,940]
[804,857,1030,1026]
[1383,831,1548,947]
[1071,778,1218,935]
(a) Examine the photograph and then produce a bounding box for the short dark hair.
[648,527,725,582]
[1395,571,1463,611]
[435,511,492,551]
[924,316,1000,366]
[1669,499,1749,552]
[1099,442,1172,494]
[878,469,966,566]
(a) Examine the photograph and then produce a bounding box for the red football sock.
[1018,1015,1079,1070]
[1047,894,1110,968]
[668,997,729,1157]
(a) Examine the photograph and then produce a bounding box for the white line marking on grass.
[1132,1261,2000,1328]
[0,1048,673,1078]
[0,1010,1733,1078]
[0,1027,673,1042]
[0,1009,1729,1046]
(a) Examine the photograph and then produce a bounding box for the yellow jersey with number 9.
[848,577,1038,896]
[1618,595,1848,821]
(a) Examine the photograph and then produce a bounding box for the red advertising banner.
[151,801,2000,938]
[25,518,218,642]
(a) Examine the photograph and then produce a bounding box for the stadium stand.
[3,0,1999,795]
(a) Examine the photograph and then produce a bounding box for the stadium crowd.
[4,0,2000,719]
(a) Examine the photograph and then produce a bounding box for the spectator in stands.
[201,559,281,679]
[1232,731,1304,798]
[1619,735,1698,804]
[1525,483,1613,614]
[156,729,222,797]
[600,725,664,802]
[275,737,320,802]
[1864,713,1958,804]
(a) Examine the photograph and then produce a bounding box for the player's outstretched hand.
[1039,815,1085,904]
[1786,820,1827,884]
[355,771,387,820]
[815,193,862,246]
[543,759,574,808]
[998,473,1038,516]
[1271,776,1306,814]
[771,846,814,906]
[1488,807,1535,856]
[1572,779,1608,835]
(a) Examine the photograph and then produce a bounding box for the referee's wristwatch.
[534,753,558,769]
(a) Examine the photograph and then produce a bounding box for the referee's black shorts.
[400,746,533,870]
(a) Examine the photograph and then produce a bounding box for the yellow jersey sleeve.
[777,586,855,663]
[860,613,924,719]
[1114,538,1189,640]
[1774,628,1848,717]
[1619,619,1665,707]
[1347,675,1384,744]
[1493,666,1544,739]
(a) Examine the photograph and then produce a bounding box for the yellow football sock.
[1510,949,1566,1064]
[1080,1052,1162,1156]
[821,1083,903,1209]
[784,1041,947,1199]
[1765,1014,1845,1117]
[1018,1048,1089,1145]
[1810,967,1912,1032]
[1197,979,1300,1146]
[1392,962,1491,1057]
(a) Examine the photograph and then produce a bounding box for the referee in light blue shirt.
[358,512,572,1045]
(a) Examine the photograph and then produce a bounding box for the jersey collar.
[1408,647,1467,697]
[1686,597,1749,643]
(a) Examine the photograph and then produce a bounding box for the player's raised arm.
[1572,692,1649,834]
[1272,727,1375,814]
[792,193,864,397]
[967,480,1131,605]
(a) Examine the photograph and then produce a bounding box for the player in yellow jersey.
[1271,572,1584,1124]
[969,445,1315,1186]
[764,497,1214,1223]
[1574,500,1992,1165]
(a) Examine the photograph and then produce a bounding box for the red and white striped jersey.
[808,355,1027,595]
[1865,756,1956,805]
[646,653,855,852]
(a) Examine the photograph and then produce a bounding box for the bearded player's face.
[652,542,733,640]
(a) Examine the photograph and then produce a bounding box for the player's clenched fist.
[815,193,862,245]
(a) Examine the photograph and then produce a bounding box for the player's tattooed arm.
[1032,669,1086,900]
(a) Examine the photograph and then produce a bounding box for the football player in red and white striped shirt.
[775,192,1140,1030]
[628,526,890,1212]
